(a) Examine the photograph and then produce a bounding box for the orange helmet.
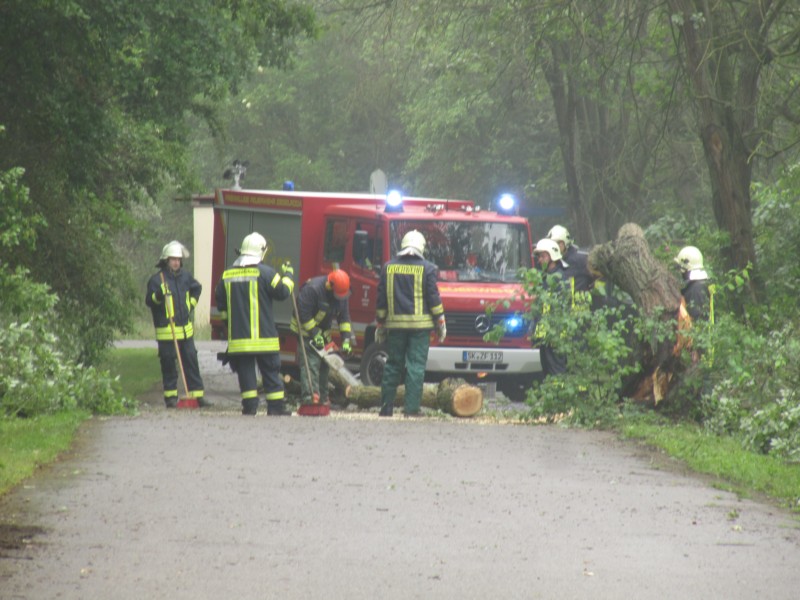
[327,269,351,300]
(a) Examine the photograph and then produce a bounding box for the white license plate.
[463,351,503,363]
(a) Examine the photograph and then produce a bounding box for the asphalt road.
[1,342,799,599]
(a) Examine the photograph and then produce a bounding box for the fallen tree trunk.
[345,378,483,417]
[588,223,691,404]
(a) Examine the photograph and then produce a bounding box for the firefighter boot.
[267,400,291,416]
[242,398,259,416]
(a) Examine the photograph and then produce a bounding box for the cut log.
[345,378,483,417]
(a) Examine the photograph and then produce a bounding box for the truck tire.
[359,342,389,387]
[497,375,538,402]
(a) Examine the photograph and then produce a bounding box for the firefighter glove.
[157,282,169,300]
[374,324,387,345]
[436,316,447,343]
[341,337,353,356]
[310,329,325,350]
[281,262,294,277]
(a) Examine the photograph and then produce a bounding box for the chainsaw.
[310,341,362,389]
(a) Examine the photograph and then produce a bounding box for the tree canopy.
[0,0,315,362]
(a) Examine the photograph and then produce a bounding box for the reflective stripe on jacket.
[145,268,201,341]
[376,256,443,330]
[289,275,352,339]
[215,264,293,354]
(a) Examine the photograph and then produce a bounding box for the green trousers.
[299,337,329,404]
[381,329,430,414]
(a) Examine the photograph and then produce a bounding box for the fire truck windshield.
[390,220,532,283]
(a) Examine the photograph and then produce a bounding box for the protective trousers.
[231,353,285,415]
[299,338,330,404]
[380,329,430,415]
[157,338,204,405]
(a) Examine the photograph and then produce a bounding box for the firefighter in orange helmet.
[290,269,355,409]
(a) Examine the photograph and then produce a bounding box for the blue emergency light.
[385,190,404,213]
[496,193,518,215]
[503,316,524,333]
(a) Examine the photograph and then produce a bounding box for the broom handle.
[291,289,316,400]
[161,272,191,398]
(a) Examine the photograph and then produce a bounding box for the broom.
[161,272,199,409]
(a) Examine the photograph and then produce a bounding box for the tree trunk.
[345,378,483,417]
[588,223,690,404]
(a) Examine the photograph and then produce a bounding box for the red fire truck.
[208,188,541,398]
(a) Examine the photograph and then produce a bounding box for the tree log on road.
[346,378,483,417]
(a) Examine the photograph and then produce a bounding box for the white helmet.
[674,246,704,271]
[398,230,426,258]
[547,225,573,249]
[239,232,268,260]
[534,238,563,262]
[159,241,189,264]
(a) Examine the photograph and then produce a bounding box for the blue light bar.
[497,193,517,215]
[385,190,404,213]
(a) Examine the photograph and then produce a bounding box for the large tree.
[0,0,314,362]
[665,0,800,299]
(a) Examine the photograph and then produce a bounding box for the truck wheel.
[359,342,388,387]
[498,376,535,402]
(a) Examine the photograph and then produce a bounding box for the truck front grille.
[446,312,530,339]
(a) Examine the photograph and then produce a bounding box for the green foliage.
[0,1,315,364]
[0,168,134,417]
[486,268,641,426]
[753,166,800,326]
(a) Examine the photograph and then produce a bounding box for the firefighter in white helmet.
[546,224,593,292]
[145,241,207,408]
[375,229,445,417]
[532,238,570,376]
[674,246,712,323]
[215,232,295,415]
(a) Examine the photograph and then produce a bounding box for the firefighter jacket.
[145,267,201,341]
[289,275,353,341]
[215,263,294,354]
[376,255,444,330]
[562,245,594,293]
[681,273,713,323]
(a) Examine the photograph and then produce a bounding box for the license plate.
[463,351,503,363]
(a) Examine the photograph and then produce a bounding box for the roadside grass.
[0,411,88,495]
[0,347,160,496]
[622,421,800,512]
[100,347,161,399]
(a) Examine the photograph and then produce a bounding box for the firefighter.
[145,241,207,408]
[533,238,570,376]
[674,246,713,323]
[375,230,446,417]
[215,232,295,416]
[290,269,355,408]
[547,225,594,292]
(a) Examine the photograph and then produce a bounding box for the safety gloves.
[281,262,294,277]
[435,316,447,343]
[310,328,325,350]
[341,336,353,356]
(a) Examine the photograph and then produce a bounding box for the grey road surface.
[1,342,799,599]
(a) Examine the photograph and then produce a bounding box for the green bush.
[0,166,133,417]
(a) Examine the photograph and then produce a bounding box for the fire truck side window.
[323,219,347,264]
[353,222,380,273]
